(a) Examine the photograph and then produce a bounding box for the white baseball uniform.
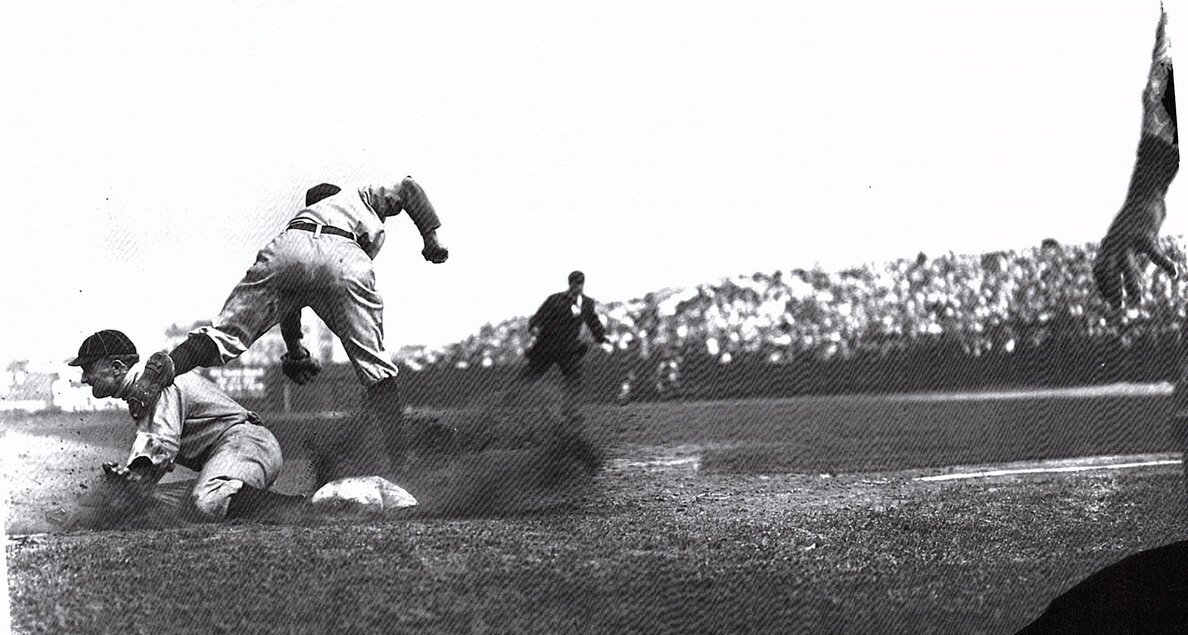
[191,179,433,387]
[114,364,283,520]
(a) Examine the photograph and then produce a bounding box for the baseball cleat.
[310,476,418,511]
[127,351,175,420]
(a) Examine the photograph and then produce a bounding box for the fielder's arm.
[279,310,321,384]
[398,176,442,235]
[399,177,449,263]
[280,310,307,358]
[1093,7,1180,308]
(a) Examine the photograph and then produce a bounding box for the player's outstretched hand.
[421,231,449,264]
[101,461,128,480]
[1093,198,1178,309]
[101,459,159,485]
[281,348,322,385]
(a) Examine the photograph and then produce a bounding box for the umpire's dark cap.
[69,330,137,366]
[306,183,342,207]
[568,270,585,285]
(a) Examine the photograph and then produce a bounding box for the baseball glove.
[282,349,322,385]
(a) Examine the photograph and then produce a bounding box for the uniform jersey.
[289,178,433,261]
[112,364,283,520]
[116,365,260,473]
[291,186,385,260]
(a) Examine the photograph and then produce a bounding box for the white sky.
[1,1,1185,367]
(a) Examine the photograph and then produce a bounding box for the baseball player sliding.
[70,329,416,522]
[124,177,449,485]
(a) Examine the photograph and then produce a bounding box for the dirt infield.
[6,387,1188,633]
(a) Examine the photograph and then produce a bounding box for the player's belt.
[287,220,357,242]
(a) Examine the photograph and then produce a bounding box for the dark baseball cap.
[306,183,342,206]
[568,270,585,285]
[69,330,137,366]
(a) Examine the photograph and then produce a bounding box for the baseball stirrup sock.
[170,335,221,376]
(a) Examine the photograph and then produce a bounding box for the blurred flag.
[1149,6,1177,142]
[1134,5,1178,187]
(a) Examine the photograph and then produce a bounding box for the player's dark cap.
[568,270,585,285]
[69,330,137,366]
[306,183,342,207]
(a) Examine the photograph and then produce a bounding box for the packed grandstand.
[403,239,1185,368]
[8,238,1187,411]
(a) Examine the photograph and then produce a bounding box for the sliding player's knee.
[191,478,245,520]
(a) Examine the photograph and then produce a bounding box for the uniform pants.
[187,422,284,520]
[192,229,400,387]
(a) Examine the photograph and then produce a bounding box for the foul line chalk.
[618,457,700,469]
[916,459,1183,482]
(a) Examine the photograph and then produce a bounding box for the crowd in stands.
[395,237,1188,397]
[10,238,1188,411]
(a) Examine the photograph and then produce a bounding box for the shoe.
[225,485,308,520]
[127,351,176,420]
[310,476,418,511]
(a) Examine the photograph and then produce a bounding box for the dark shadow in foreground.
[1016,539,1188,634]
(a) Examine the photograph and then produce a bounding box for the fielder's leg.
[309,241,401,391]
[128,232,307,419]
[190,233,311,371]
[308,240,404,484]
[128,335,223,420]
[305,380,403,485]
[361,377,406,474]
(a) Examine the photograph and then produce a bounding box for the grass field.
[6,386,1188,634]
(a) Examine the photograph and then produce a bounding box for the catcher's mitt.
[282,349,322,385]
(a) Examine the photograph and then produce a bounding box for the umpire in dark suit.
[523,271,609,392]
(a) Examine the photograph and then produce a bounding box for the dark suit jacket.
[528,292,607,356]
